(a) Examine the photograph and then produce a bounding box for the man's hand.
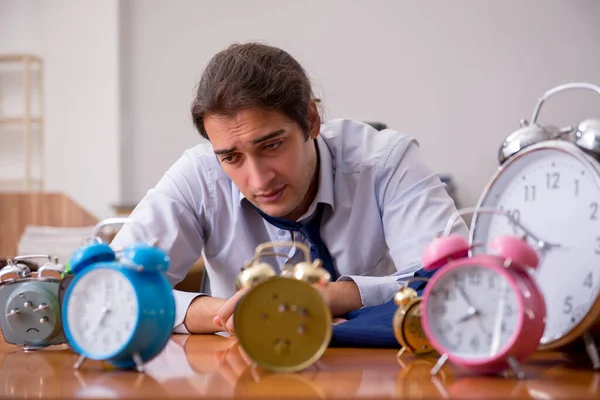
[184,281,360,334]
[313,281,363,317]
[213,288,250,335]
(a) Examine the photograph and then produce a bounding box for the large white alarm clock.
[470,82,600,369]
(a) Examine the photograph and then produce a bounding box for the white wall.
[2,0,600,217]
[42,0,121,219]
[121,0,600,207]
[0,0,121,219]
[0,1,42,53]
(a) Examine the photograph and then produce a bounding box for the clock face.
[471,144,600,345]
[401,300,433,354]
[66,268,139,358]
[424,265,520,360]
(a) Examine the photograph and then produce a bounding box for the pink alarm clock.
[420,207,546,379]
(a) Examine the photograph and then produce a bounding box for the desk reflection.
[1,334,600,399]
[0,344,73,397]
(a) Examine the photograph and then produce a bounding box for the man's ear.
[307,100,321,139]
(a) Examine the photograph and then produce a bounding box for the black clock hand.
[456,306,479,323]
[87,305,110,340]
[455,283,490,336]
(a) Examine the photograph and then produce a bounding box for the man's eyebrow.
[251,129,285,144]
[213,129,285,155]
[214,146,237,155]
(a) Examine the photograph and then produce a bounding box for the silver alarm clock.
[470,82,600,369]
[0,255,66,351]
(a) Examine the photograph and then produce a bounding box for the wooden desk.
[1,334,599,399]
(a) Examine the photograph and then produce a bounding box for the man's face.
[205,106,319,220]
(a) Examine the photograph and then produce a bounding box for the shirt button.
[277,230,286,236]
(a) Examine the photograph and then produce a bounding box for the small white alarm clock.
[471,82,600,369]
[62,217,175,372]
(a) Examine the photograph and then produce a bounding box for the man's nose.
[247,158,276,190]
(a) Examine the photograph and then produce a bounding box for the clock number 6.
[584,272,593,288]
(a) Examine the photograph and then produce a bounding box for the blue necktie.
[251,202,339,281]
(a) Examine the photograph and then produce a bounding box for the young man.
[111,42,468,336]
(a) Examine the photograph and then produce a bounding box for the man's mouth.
[257,186,286,203]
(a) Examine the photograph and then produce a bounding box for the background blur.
[1,0,600,220]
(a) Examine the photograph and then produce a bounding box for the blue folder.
[330,268,434,348]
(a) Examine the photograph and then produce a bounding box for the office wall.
[0,0,121,219]
[2,1,600,217]
[120,0,600,207]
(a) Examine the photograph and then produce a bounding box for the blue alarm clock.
[61,218,175,372]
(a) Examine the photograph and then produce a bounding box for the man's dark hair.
[191,42,315,140]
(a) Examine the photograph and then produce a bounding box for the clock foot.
[21,345,44,352]
[249,363,262,382]
[430,353,448,376]
[506,356,525,379]
[583,331,600,369]
[74,354,86,370]
[396,347,407,360]
[132,352,145,373]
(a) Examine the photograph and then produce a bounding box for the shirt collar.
[238,134,335,221]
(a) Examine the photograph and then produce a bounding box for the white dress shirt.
[111,119,468,333]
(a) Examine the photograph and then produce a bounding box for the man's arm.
[111,154,213,333]
[210,281,362,335]
[338,136,469,308]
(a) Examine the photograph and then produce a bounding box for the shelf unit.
[0,54,44,191]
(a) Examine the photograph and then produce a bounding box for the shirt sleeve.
[339,136,469,307]
[110,153,210,333]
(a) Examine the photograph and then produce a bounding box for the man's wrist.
[320,281,363,317]
[184,295,226,334]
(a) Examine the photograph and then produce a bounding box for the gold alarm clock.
[393,278,435,359]
[233,241,332,373]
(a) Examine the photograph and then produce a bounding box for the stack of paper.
[17,225,97,266]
